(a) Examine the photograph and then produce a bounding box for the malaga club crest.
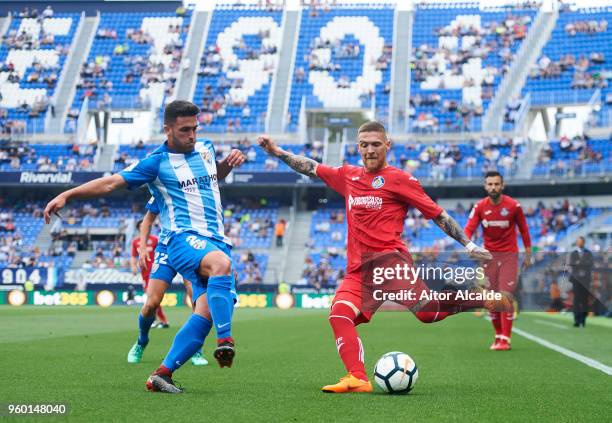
[372,176,385,189]
[500,208,509,216]
[200,151,213,164]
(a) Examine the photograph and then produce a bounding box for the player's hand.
[138,251,150,271]
[225,149,246,168]
[522,250,532,270]
[43,194,67,224]
[131,265,138,276]
[257,135,281,156]
[469,245,493,262]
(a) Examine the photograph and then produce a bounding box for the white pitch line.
[513,327,612,376]
[533,319,568,330]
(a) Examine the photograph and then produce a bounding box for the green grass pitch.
[1,307,611,422]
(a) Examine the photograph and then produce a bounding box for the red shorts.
[483,253,519,294]
[333,277,373,325]
[332,268,429,326]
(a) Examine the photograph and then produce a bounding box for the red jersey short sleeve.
[394,172,443,219]
[316,164,347,196]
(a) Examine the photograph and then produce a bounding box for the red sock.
[500,311,513,340]
[217,336,234,345]
[156,306,168,324]
[154,365,172,377]
[414,299,451,323]
[329,303,367,381]
[490,311,502,337]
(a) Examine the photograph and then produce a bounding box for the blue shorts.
[149,243,178,284]
[167,232,235,304]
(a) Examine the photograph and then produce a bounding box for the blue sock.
[162,314,212,372]
[207,275,234,339]
[137,314,155,346]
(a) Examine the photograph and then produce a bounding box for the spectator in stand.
[275,219,286,247]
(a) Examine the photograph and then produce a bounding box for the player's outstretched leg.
[322,301,372,394]
[412,286,512,324]
[146,296,213,393]
[128,279,166,363]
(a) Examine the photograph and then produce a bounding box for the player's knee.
[199,252,232,277]
[329,302,357,324]
[141,302,156,317]
[143,293,163,315]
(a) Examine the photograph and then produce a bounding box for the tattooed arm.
[257,135,318,177]
[433,210,471,246]
[433,210,492,261]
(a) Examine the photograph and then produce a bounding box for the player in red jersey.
[130,220,168,328]
[464,171,531,351]
[258,122,511,393]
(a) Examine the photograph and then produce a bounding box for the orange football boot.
[321,373,373,393]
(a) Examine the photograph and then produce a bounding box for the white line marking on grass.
[513,328,612,376]
[533,319,568,330]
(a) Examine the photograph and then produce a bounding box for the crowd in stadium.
[564,18,607,36]
[235,250,264,286]
[223,202,275,248]
[0,6,66,132]
[537,134,604,174]
[530,51,608,89]
[196,24,277,131]
[345,135,523,179]
[409,12,532,131]
[0,142,97,171]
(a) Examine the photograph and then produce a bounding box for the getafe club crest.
[372,176,385,189]
[500,207,509,216]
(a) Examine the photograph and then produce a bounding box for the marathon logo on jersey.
[178,173,218,189]
[186,235,207,250]
[482,219,510,228]
[348,194,383,211]
[371,176,385,189]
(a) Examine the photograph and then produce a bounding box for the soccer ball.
[374,351,418,394]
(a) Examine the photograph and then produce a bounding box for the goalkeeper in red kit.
[258,122,511,394]
[465,171,532,351]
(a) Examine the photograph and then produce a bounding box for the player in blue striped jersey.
[44,101,245,393]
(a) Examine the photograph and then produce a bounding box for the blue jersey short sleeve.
[145,196,160,214]
[119,154,161,189]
